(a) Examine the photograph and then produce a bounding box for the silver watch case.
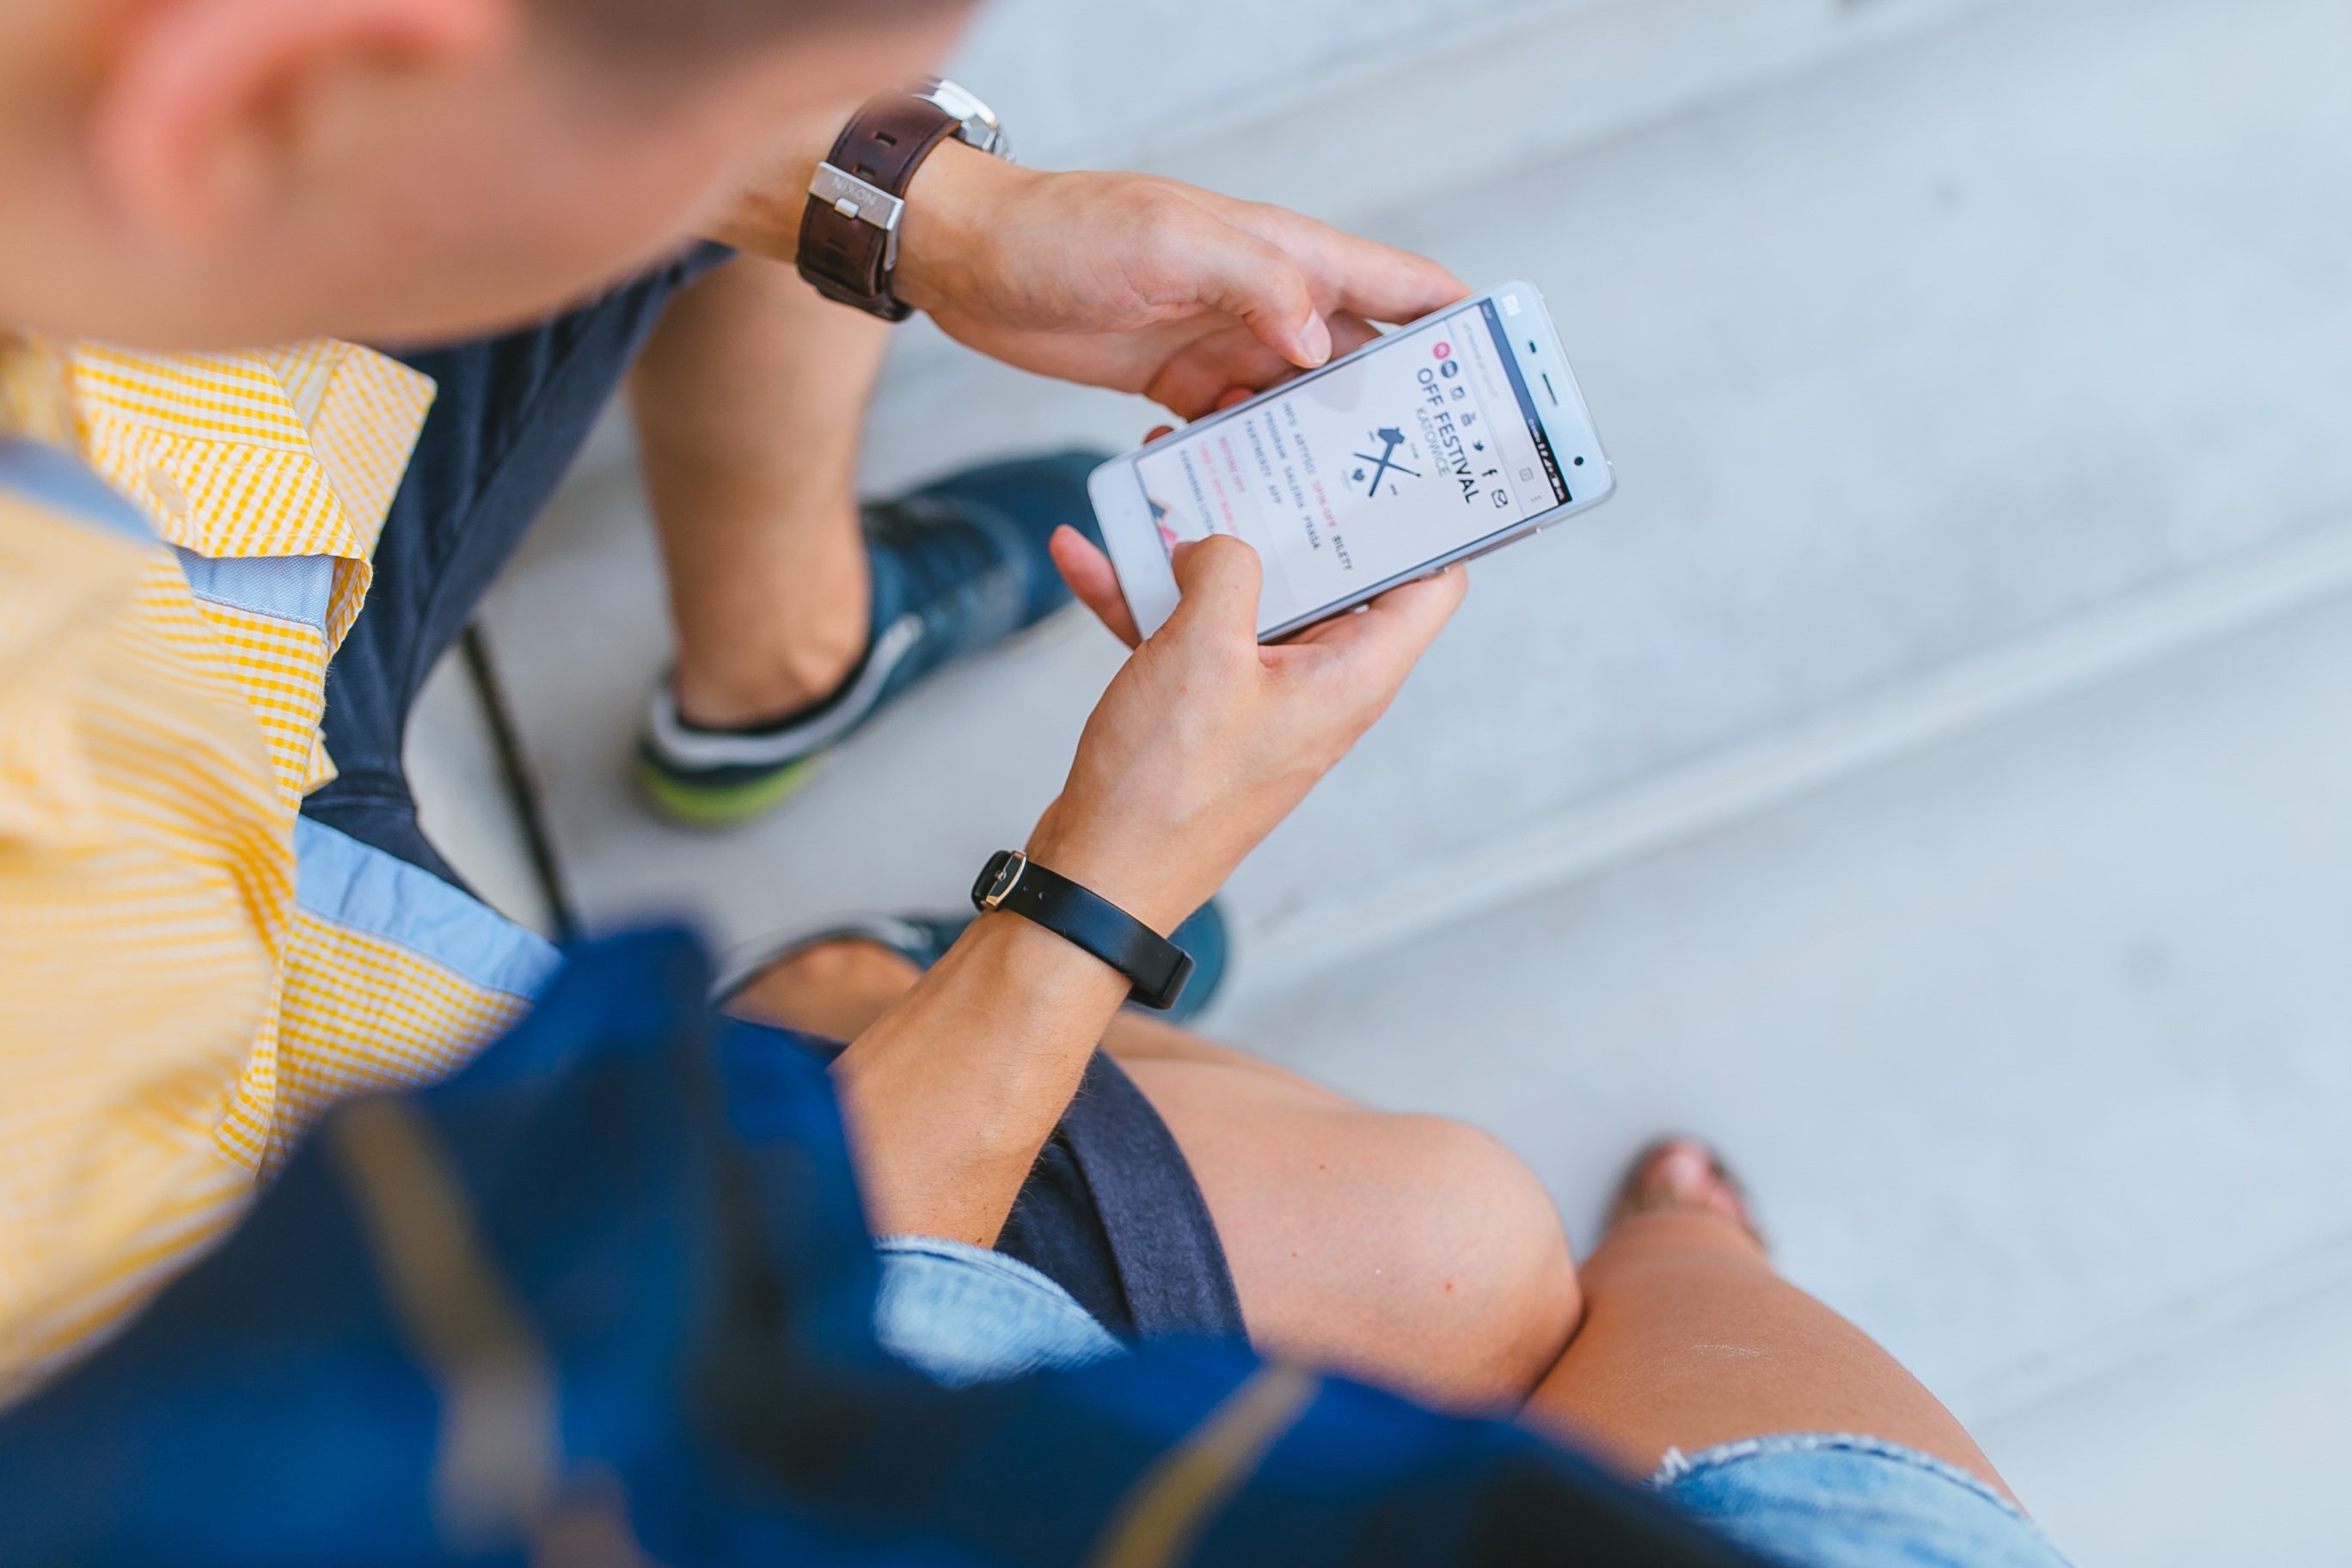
[916,77,1012,162]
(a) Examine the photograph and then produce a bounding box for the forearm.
[829,910,1130,1246]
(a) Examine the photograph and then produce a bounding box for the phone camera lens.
[1573,456,1585,466]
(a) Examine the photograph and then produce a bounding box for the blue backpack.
[0,931,1757,1567]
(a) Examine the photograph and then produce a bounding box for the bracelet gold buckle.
[978,850,1028,910]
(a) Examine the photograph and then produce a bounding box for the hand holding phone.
[1034,528,1466,932]
[1087,280,1614,641]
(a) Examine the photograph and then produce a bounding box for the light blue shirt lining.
[0,438,153,540]
[175,550,335,636]
[293,816,561,1000]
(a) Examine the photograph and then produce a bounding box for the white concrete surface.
[947,0,1565,172]
[403,0,2352,1558]
[1981,1240,2352,1568]
[947,0,2007,278]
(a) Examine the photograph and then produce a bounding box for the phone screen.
[1132,298,1573,632]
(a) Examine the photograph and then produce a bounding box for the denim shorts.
[872,1235,1123,1388]
[1649,1433,2073,1567]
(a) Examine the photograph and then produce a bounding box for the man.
[0,1,2069,1563]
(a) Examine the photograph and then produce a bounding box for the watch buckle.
[809,162,907,272]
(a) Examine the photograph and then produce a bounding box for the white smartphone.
[1087,279,1614,640]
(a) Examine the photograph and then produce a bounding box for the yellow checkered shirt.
[0,334,548,1402]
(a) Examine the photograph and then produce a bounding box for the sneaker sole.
[636,753,822,830]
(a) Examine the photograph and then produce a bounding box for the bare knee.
[1234,1111,1579,1414]
[1126,1058,1578,1413]
[1369,1115,1581,1408]
[726,938,920,1036]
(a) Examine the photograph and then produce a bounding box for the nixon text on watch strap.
[970,850,1194,1011]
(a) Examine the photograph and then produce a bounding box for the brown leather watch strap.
[798,95,962,321]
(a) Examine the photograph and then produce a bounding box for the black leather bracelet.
[970,850,1195,1011]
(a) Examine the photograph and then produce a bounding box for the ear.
[89,0,516,249]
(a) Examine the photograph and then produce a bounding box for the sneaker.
[640,450,1108,828]
[717,899,1232,1026]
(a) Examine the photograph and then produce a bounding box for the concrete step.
[943,0,2008,286]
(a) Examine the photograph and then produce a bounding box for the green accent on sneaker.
[637,753,822,829]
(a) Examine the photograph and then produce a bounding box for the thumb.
[1157,534,1264,650]
[1187,221,1332,370]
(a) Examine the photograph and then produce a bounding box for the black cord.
[458,622,581,943]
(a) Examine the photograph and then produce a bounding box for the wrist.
[957,898,1134,1008]
[1020,826,1204,939]
[892,141,1034,314]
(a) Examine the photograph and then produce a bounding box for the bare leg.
[630,256,889,728]
[1104,1010,1578,1413]
[1522,1142,2012,1498]
[731,942,1581,1413]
